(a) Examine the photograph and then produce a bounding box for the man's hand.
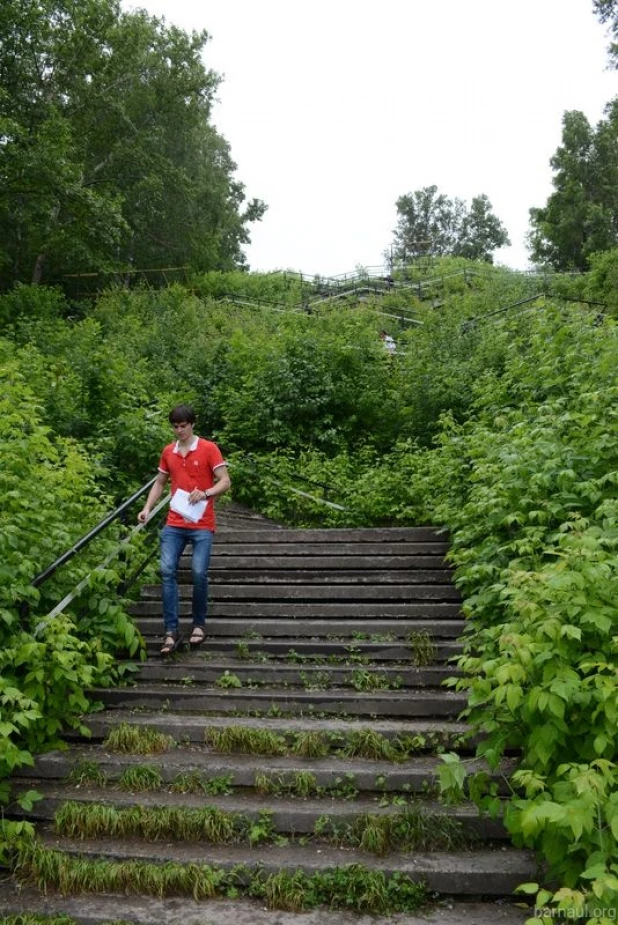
[137,508,150,523]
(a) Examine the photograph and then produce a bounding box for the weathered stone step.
[213,527,447,544]
[210,543,449,559]
[20,785,507,842]
[91,685,467,718]
[18,745,472,788]
[75,712,472,747]
[141,638,463,662]
[175,567,454,583]
[0,884,532,925]
[130,602,462,618]
[146,584,459,601]
[132,658,458,687]
[27,830,538,897]
[207,544,452,575]
[131,617,466,638]
[207,556,452,571]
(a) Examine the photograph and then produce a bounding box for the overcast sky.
[124,0,617,276]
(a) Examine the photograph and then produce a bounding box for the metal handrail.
[30,476,159,590]
[26,458,352,626]
[461,292,608,332]
[204,268,480,322]
[32,492,170,637]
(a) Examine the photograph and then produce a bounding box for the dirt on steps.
[0,881,531,925]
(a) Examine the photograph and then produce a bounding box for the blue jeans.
[160,526,214,635]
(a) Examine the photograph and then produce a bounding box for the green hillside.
[2,254,618,917]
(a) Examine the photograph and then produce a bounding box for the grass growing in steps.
[65,762,418,801]
[54,802,281,847]
[254,770,360,800]
[99,720,464,760]
[103,725,175,754]
[204,724,457,761]
[313,807,470,854]
[232,630,438,666]
[51,801,471,854]
[12,842,429,914]
[205,669,408,691]
[67,761,234,795]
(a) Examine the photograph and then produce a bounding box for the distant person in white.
[380,330,396,355]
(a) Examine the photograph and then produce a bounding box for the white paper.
[170,488,208,523]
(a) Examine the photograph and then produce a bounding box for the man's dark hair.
[169,404,196,425]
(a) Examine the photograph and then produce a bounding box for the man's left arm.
[209,464,231,499]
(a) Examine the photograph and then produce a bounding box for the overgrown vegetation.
[3,252,618,915]
[314,805,469,854]
[103,724,176,755]
[13,842,428,914]
[203,723,448,761]
[53,801,279,846]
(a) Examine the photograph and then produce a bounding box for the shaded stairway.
[2,506,537,922]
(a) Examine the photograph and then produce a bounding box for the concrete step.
[129,601,463,618]
[131,658,459,687]
[145,583,460,601]
[0,885,532,925]
[19,744,479,792]
[172,567,455,583]
[206,555,451,570]
[210,543,450,559]
[131,617,466,639]
[140,637,463,661]
[24,830,539,897]
[212,527,448,545]
[90,685,467,718]
[73,712,472,747]
[19,784,508,843]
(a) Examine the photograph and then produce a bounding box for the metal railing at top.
[461,292,608,333]
[212,267,489,327]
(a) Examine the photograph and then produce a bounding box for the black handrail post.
[116,506,129,597]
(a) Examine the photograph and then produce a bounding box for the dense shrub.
[2,262,618,910]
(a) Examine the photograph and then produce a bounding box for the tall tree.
[528,103,618,270]
[458,194,511,261]
[0,0,266,286]
[390,185,509,263]
[593,1,618,65]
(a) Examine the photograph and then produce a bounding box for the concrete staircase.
[1,505,536,923]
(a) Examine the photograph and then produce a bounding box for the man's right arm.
[137,471,169,523]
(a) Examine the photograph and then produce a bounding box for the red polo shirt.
[159,437,226,531]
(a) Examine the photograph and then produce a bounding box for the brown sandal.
[190,626,206,649]
[160,633,180,657]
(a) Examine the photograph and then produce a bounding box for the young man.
[138,404,231,656]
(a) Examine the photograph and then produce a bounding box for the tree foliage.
[389,186,510,264]
[528,103,618,270]
[0,0,265,286]
[3,259,618,906]
[594,0,618,66]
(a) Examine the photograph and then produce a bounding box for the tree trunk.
[32,252,46,285]
[32,205,60,284]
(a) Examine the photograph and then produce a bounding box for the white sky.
[124,0,617,275]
